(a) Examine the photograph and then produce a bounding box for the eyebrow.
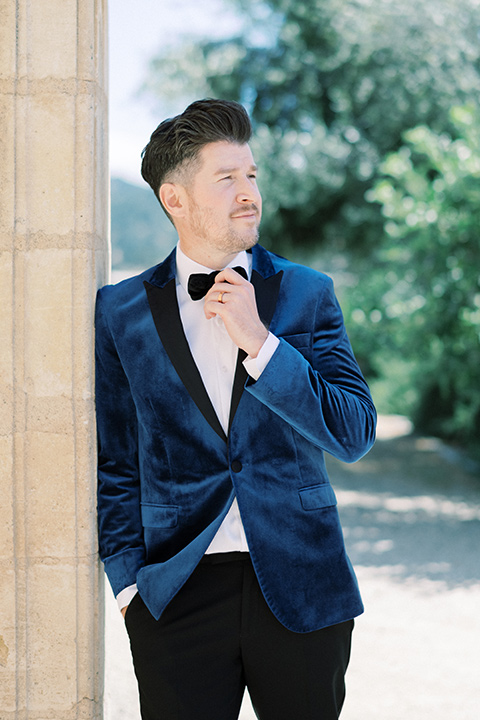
[214,164,258,176]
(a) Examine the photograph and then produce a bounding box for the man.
[96,99,376,720]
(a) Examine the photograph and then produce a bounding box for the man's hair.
[141,98,252,217]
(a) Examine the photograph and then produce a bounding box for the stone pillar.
[0,1,109,717]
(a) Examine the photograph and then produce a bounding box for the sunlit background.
[106,2,480,718]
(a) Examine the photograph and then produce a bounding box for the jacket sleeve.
[246,276,376,463]
[95,288,146,596]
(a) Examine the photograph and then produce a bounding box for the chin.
[220,230,259,256]
[239,229,259,250]
[243,234,259,250]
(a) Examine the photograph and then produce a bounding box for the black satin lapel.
[228,269,284,431]
[251,268,284,329]
[228,349,248,433]
[144,279,227,444]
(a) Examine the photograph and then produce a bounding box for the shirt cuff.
[243,332,279,381]
[116,583,138,612]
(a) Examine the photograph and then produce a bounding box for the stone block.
[0,251,13,436]
[0,559,16,713]
[28,0,78,80]
[23,94,76,237]
[95,247,111,289]
[74,99,98,236]
[72,250,96,379]
[0,0,16,79]
[24,249,73,397]
[0,436,14,556]
[75,558,105,696]
[26,560,80,711]
[77,0,108,88]
[0,94,15,233]
[25,430,76,558]
[26,396,74,435]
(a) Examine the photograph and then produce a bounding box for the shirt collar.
[175,244,251,296]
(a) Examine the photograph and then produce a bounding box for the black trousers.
[125,553,353,720]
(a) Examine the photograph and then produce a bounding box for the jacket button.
[231,460,242,473]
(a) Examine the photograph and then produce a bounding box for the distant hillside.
[111,177,177,269]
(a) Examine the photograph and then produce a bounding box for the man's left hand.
[204,267,268,358]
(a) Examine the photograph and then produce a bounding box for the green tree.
[144,0,480,256]
[357,107,480,445]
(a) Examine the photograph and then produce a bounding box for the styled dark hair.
[141,99,252,214]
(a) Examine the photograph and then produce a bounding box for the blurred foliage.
[144,0,480,257]
[111,178,176,269]
[135,0,480,450]
[358,106,480,446]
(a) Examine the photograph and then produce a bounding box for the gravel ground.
[105,416,480,719]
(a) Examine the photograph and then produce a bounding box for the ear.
[159,182,187,218]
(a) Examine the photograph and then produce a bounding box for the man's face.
[182,141,262,260]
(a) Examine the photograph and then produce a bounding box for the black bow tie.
[187,266,248,300]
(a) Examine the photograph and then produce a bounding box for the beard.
[188,199,260,256]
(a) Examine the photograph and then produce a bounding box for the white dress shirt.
[116,245,279,610]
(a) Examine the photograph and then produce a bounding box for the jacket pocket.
[299,483,337,510]
[141,502,178,528]
[280,332,311,350]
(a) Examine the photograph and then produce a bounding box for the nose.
[236,176,261,206]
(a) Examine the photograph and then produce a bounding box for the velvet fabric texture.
[95,244,376,632]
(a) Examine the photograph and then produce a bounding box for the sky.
[108,0,241,184]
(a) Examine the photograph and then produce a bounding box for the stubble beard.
[191,202,260,257]
[221,223,259,254]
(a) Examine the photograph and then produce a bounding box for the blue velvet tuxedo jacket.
[95,243,376,633]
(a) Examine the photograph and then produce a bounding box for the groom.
[95,98,376,720]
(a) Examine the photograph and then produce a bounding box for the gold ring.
[218,292,225,303]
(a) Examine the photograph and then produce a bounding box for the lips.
[231,205,259,219]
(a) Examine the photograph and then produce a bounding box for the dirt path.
[105,417,480,719]
[331,418,480,720]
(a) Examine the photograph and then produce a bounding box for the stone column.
[0,1,109,717]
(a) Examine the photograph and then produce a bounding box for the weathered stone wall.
[0,1,109,717]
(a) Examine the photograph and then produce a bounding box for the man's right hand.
[121,605,128,619]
